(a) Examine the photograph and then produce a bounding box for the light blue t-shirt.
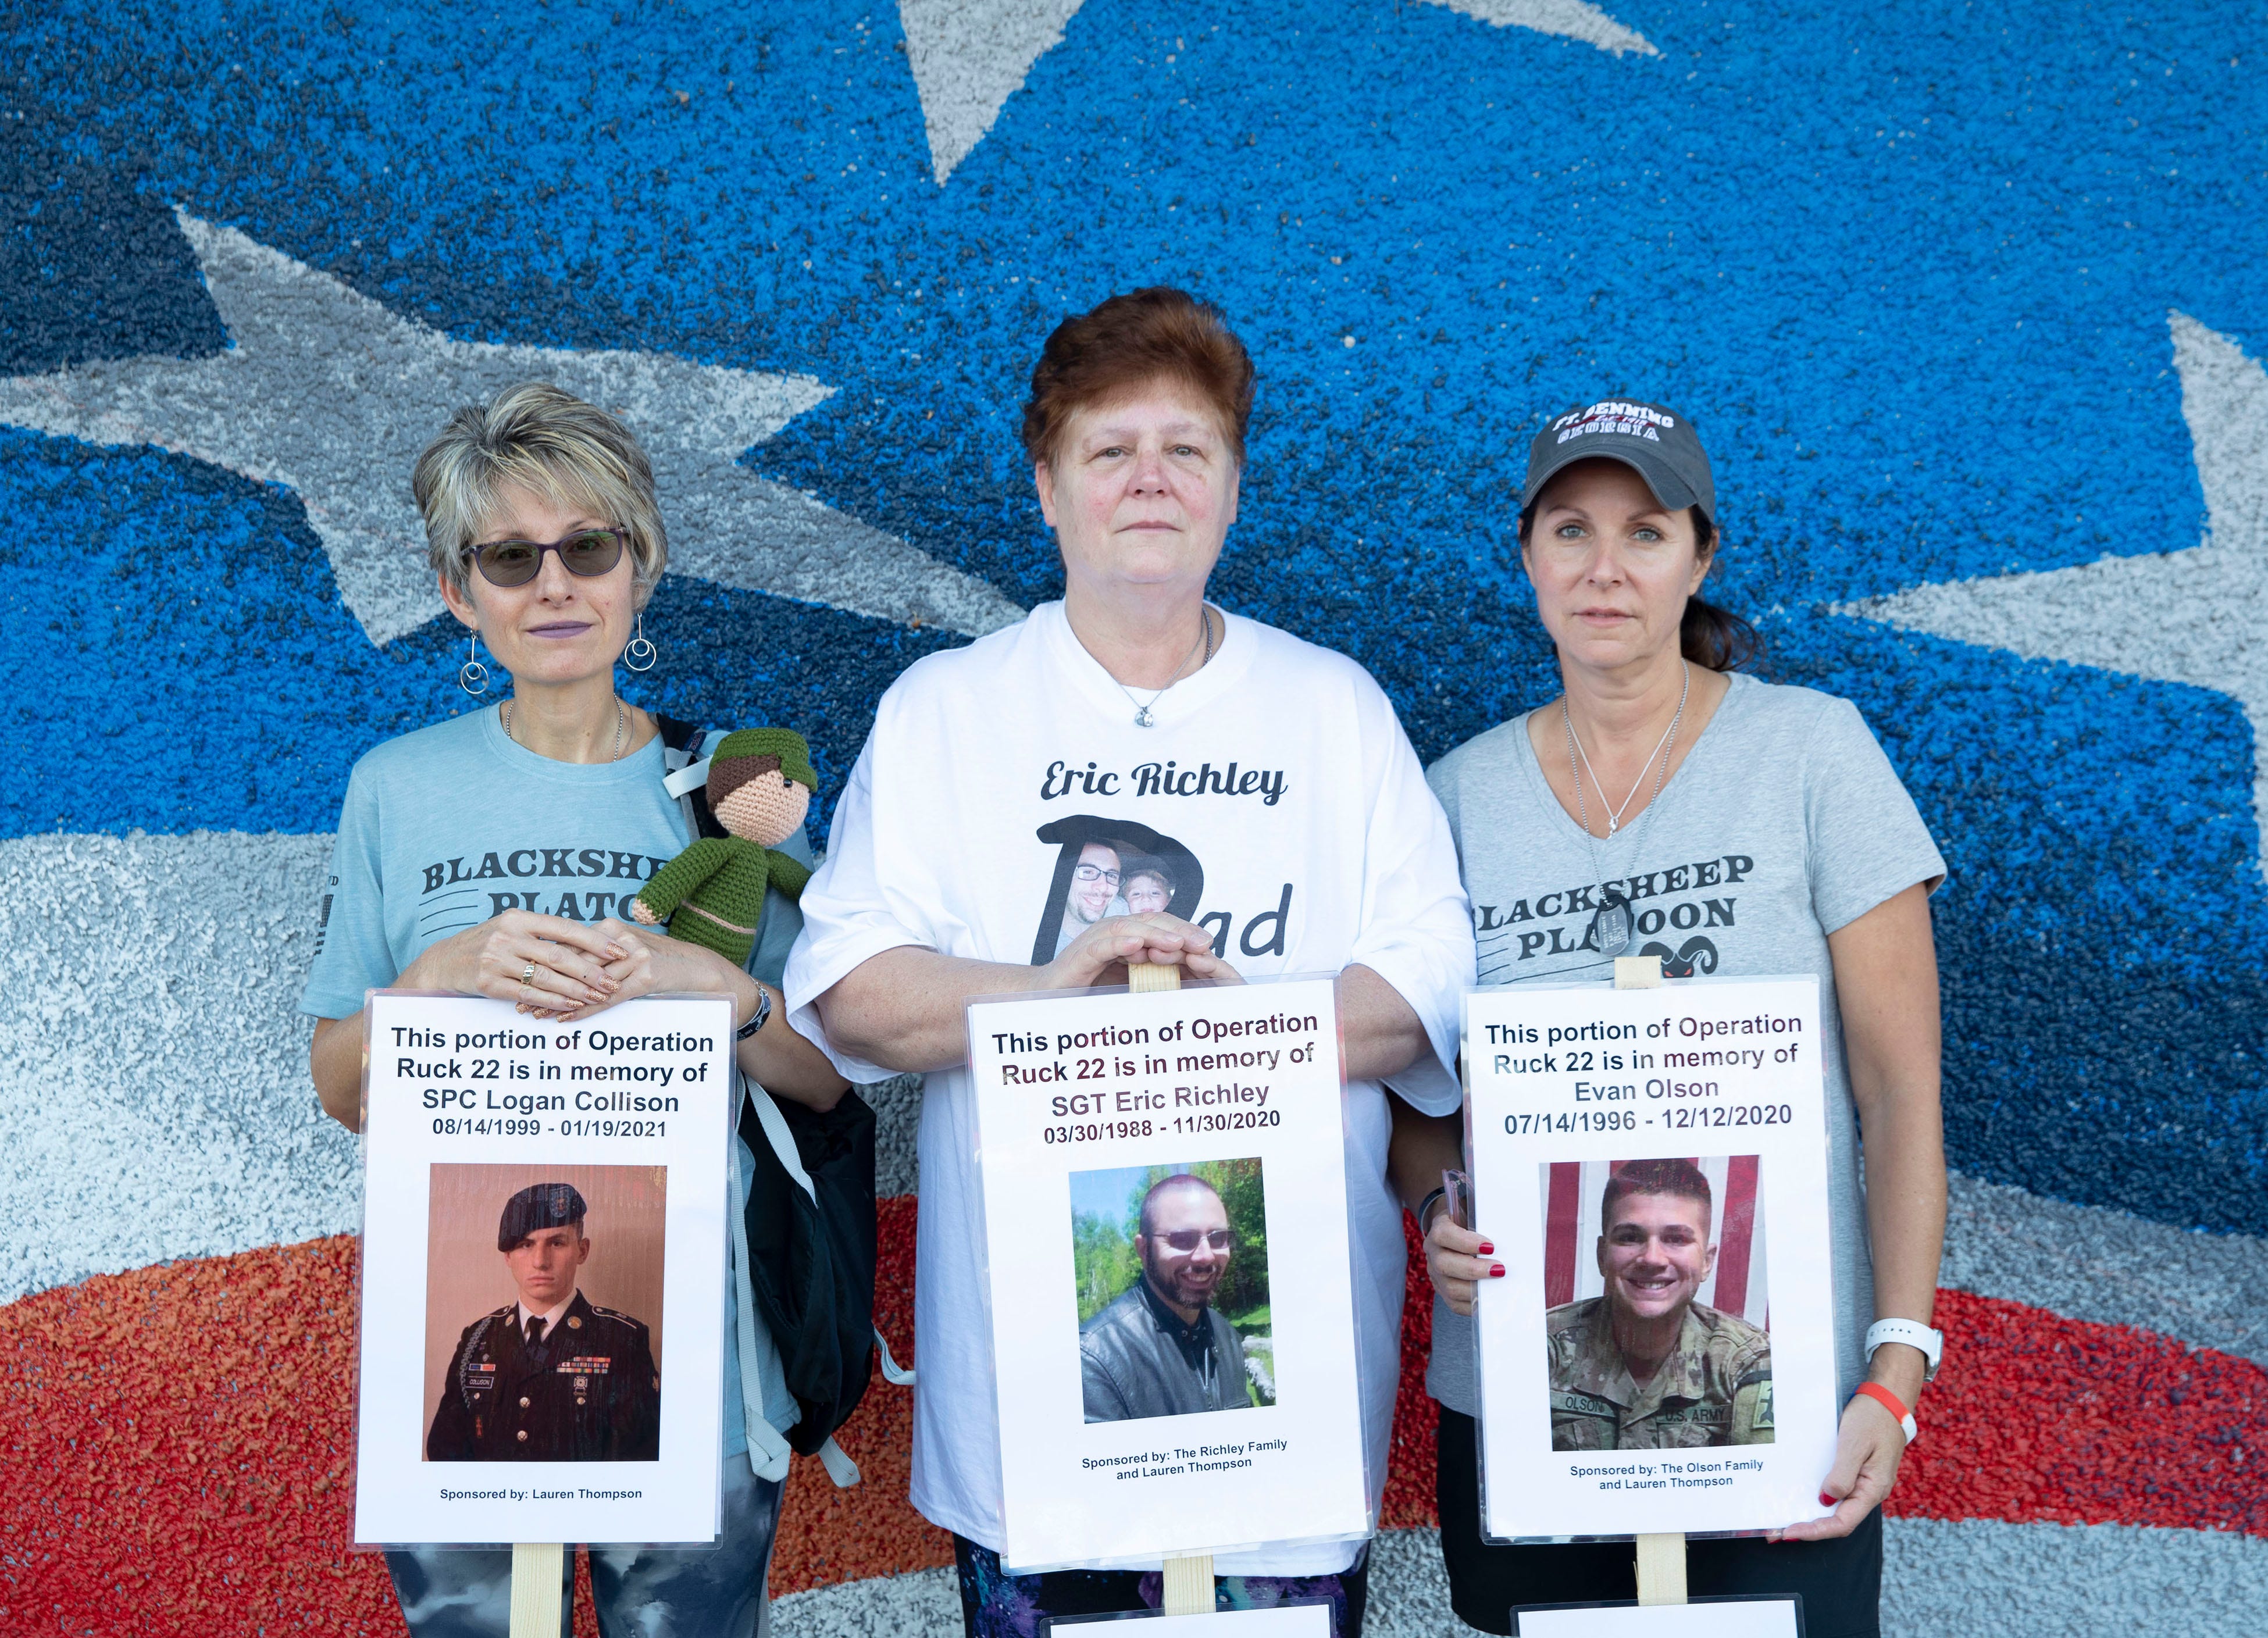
[301,705,807,1458]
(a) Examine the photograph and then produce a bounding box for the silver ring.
[521,961,537,985]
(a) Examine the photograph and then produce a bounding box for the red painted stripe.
[1542,1162,1582,1308]
[1379,1226,2268,1540]
[1714,1154,1759,1318]
[0,1205,947,1636]
[1892,1289,2268,1535]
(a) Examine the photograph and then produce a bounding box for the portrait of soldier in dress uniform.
[1080,1173,1254,1423]
[1546,1158,1773,1451]
[426,1181,662,1462]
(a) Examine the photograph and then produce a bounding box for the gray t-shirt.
[1423,672,1946,1414]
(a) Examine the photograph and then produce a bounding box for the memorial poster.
[1513,1599,1803,1636]
[352,991,732,1546]
[1465,976,1838,1540]
[1048,1605,1333,1638]
[969,977,1368,1572]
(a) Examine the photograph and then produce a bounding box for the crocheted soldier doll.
[632,728,816,966]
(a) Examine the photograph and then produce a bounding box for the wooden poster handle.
[1634,1532,1687,1605]
[1613,954,1686,1605]
[509,1541,564,1636]
[1129,961,1215,1613]
[1128,961,1183,997]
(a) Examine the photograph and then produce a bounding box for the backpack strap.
[744,1079,816,1205]
[652,713,727,840]
[816,1437,861,1487]
[726,1119,797,1484]
[875,1329,916,1386]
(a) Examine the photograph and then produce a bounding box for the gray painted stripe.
[772,1566,958,1637]
[1883,1518,2268,1637]
[0,827,922,1307]
[770,1521,2268,1636]
[0,829,356,1304]
[870,1073,923,1199]
[1945,1169,2268,1367]
[1369,1526,1461,1635]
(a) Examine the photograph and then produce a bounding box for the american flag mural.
[3,1,2266,1632]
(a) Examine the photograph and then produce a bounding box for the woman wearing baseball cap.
[1389,401,1950,1638]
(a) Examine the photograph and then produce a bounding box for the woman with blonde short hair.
[301,381,846,1637]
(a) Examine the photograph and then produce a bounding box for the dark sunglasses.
[1158,1229,1233,1253]
[466,526,627,588]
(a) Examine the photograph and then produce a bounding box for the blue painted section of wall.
[0,430,954,837]
[3,1,2265,1237]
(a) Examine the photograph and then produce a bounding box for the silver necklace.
[505,697,626,762]
[1564,665,1688,956]
[1115,606,1215,729]
[1566,666,1689,835]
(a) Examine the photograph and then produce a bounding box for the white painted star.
[1842,312,2268,870]
[898,0,1656,185]
[0,210,1024,645]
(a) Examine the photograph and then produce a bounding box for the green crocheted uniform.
[634,838,812,966]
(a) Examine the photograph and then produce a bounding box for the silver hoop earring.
[457,631,491,698]
[624,611,658,674]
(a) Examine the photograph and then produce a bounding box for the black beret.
[498,1182,588,1251]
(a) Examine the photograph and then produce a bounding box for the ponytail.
[1681,595,1761,673]
[1681,509,1762,673]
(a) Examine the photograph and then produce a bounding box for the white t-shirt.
[783,601,1474,1572]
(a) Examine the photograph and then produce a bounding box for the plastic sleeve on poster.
[967,973,1378,1575]
[351,990,735,1551]
[1462,975,1840,1546]
[347,1000,379,1551]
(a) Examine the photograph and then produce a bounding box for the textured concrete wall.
[3,2,2265,1632]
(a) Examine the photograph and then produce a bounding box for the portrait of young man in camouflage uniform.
[1546,1158,1773,1451]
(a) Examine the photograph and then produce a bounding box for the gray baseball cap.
[1522,399,1715,519]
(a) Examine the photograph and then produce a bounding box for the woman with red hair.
[786,288,1476,1637]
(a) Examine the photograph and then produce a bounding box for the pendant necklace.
[1564,664,1689,957]
[505,697,626,762]
[1567,672,1687,835]
[1115,606,1215,729]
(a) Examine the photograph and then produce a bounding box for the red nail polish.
[1490,1263,1506,1277]
[1477,1241,1495,1255]
[1818,1493,1836,1507]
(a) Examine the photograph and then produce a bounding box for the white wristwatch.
[1864,1318,1943,1381]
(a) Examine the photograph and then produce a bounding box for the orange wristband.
[1852,1381,1908,1422]
[1853,1380,1917,1441]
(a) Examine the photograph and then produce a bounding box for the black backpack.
[654,715,905,1482]
[736,1079,885,1462]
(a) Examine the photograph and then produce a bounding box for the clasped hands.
[405,907,744,1023]
[1042,911,1244,991]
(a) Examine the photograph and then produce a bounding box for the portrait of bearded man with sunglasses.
[1080,1173,1254,1423]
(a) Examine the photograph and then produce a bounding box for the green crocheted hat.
[707,727,817,800]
